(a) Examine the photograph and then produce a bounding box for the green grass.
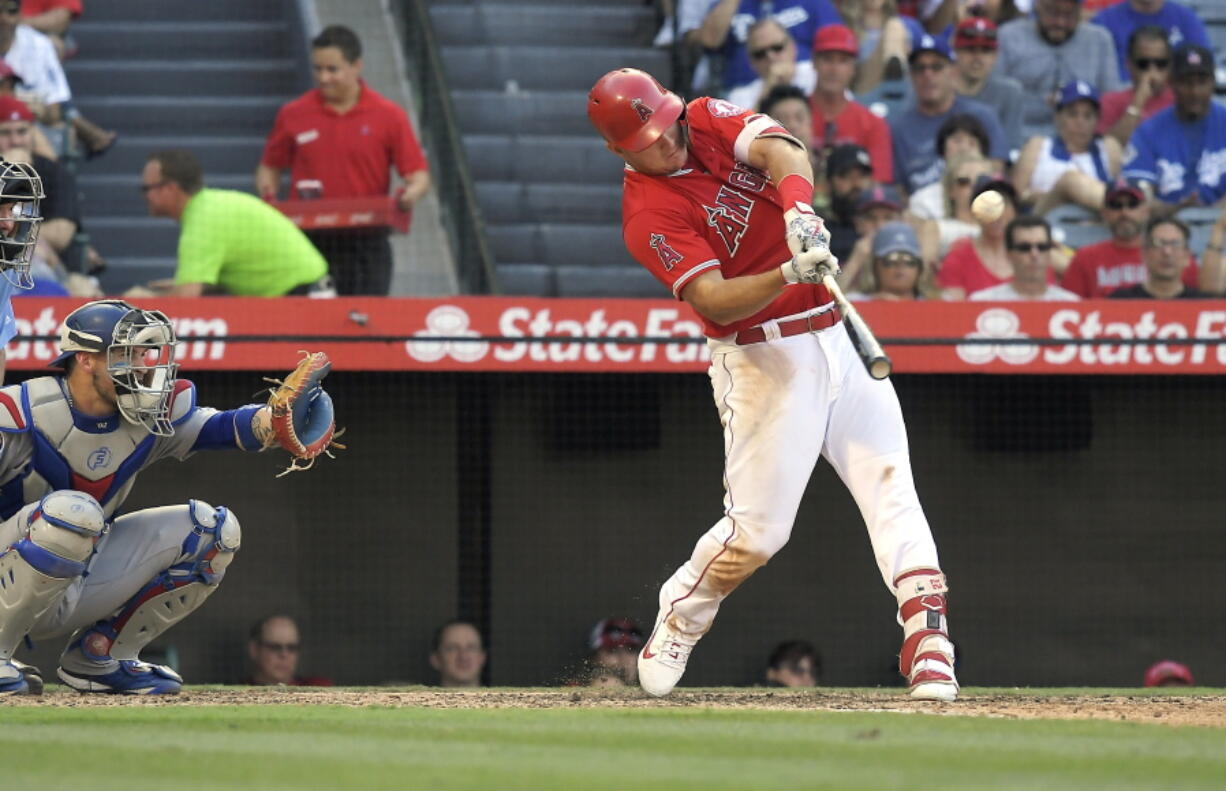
[3,692,1224,791]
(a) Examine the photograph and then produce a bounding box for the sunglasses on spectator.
[260,641,300,653]
[881,253,921,268]
[1148,238,1186,250]
[140,180,168,194]
[954,176,975,187]
[1132,58,1169,71]
[1010,242,1053,253]
[750,41,788,60]
[912,61,947,74]
[1105,196,1141,210]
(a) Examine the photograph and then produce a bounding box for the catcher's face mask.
[0,159,44,290]
[107,309,179,436]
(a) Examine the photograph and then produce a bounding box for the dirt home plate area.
[6,688,1224,727]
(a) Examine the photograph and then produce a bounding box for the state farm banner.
[7,297,1226,374]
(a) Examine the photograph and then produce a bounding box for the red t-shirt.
[1097,86,1174,135]
[20,0,83,18]
[261,82,427,199]
[937,237,1057,294]
[1062,239,1199,298]
[810,99,893,183]
[622,97,832,338]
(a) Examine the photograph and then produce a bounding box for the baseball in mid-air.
[971,190,1005,224]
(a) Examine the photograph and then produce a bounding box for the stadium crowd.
[658,0,1226,301]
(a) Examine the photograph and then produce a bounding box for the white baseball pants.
[658,317,942,636]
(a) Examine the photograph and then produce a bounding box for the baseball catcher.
[588,69,957,701]
[0,299,338,695]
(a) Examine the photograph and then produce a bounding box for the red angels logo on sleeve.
[648,233,683,271]
[706,98,745,118]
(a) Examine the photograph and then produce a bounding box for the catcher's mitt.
[265,351,345,476]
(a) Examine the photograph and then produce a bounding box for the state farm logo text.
[959,308,1226,367]
[6,307,227,361]
[404,305,709,365]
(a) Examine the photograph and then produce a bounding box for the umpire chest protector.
[0,377,195,518]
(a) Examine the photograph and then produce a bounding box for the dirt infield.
[5,688,1224,727]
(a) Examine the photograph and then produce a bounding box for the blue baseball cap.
[872,222,921,259]
[909,33,954,63]
[1056,80,1099,110]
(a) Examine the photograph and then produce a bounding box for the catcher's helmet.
[587,68,684,152]
[51,299,180,436]
[0,156,44,289]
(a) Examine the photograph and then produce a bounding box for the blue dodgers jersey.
[721,0,841,89]
[1123,102,1226,205]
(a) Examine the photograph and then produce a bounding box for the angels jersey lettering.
[621,97,831,338]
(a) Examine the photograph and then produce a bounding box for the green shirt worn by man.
[176,188,328,296]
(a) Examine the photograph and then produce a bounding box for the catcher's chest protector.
[17,377,153,515]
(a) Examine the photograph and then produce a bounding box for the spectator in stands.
[915,151,995,257]
[764,640,821,687]
[809,24,893,184]
[890,34,1007,193]
[430,619,487,687]
[1063,178,1164,297]
[951,17,1024,151]
[908,115,991,221]
[839,183,907,289]
[1094,0,1210,81]
[0,61,56,160]
[0,95,75,274]
[836,0,925,94]
[18,0,77,60]
[1013,81,1123,215]
[1109,216,1206,297]
[760,85,820,189]
[1198,202,1226,294]
[140,149,331,297]
[1123,44,1226,212]
[728,18,815,110]
[937,178,1019,298]
[257,25,430,296]
[970,215,1081,299]
[848,221,936,300]
[825,143,876,263]
[996,0,1121,133]
[653,0,721,94]
[586,617,644,687]
[696,0,841,94]
[1143,659,1195,687]
[245,615,333,687]
[1097,25,1174,145]
[0,0,113,157]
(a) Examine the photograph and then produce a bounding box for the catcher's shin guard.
[895,568,958,701]
[0,492,105,692]
[59,501,239,694]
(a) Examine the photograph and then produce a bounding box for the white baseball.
[971,190,1005,224]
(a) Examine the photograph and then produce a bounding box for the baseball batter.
[0,300,336,695]
[587,69,958,701]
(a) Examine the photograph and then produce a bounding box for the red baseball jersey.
[622,97,832,338]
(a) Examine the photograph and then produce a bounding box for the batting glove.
[783,205,830,258]
[781,247,840,285]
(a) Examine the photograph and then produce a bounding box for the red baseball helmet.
[587,68,684,152]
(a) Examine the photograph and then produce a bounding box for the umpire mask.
[0,158,44,289]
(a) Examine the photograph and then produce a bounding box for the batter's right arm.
[680,268,787,327]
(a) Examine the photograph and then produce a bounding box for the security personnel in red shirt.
[256,25,430,296]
